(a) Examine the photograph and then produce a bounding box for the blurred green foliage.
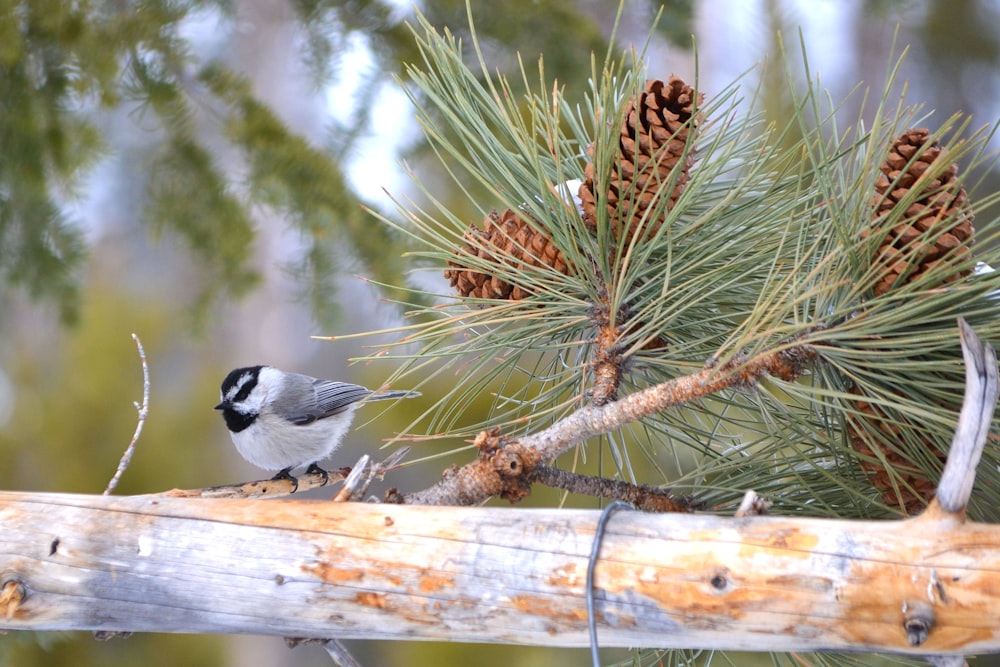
[0,284,226,493]
[1,631,225,667]
[0,0,675,327]
[0,284,231,663]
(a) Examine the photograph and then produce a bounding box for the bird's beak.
[214,401,227,411]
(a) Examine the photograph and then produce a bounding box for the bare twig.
[333,456,371,502]
[334,448,411,502]
[734,489,772,517]
[104,334,150,495]
[155,449,409,500]
[372,447,411,479]
[322,639,364,667]
[933,318,999,516]
[157,469,344,499]
[529,465,695,512]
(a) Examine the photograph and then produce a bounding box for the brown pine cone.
[848,128,976,513]
[865,128,974,296]
[846,396,942,514]
[445,208,571,300]
[579,76,702,242]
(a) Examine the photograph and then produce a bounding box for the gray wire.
[587,501,634,667]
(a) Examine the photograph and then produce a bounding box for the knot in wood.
[709,571,729,591]
[493,449,524,478]
[1,578,26,620]
[486,442,537,504]
[902,600,935,646]
[769,345,818,382]
[496,475,531,504]
[383,487,405,504]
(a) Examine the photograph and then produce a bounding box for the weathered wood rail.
[1,492,999,657]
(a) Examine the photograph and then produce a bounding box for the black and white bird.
[215,365,418,483]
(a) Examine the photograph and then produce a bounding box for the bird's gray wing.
[312,380,373,417]
[274,374,372,425]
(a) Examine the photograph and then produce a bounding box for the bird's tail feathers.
[367,390,420,401]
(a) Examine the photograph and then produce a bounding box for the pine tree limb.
[401,344,816,506]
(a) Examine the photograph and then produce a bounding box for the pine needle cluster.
[0,2,415,326]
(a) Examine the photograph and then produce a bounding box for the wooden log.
[0,491,997,657]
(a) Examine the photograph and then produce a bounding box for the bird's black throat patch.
[221,407,257,433]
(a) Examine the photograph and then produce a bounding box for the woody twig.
[400,342,817,507]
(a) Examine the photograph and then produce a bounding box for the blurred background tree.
[1,1,1000,666]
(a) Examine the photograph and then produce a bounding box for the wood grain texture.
[0,491,997,656]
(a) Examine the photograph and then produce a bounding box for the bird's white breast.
[230,405,358,471]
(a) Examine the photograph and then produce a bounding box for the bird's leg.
[304,462,330,485]
[271,467,299,493]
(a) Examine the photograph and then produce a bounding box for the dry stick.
[933,317,999,515]
[529,465,694,512]
[322,639,364,667]
[733,489,772,517]
[104,334,150,495]
[403,345,814,506]
[333,456,371,502]
[158,448,410,500]
[159,470,342,499]
[334,448,413,502]
[912,319,997,664]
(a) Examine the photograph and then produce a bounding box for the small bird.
[215,365,418,484]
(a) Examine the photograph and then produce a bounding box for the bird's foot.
[271,467,299,493]
[304,463,330,485]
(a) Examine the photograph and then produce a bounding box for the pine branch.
[345,15,1000,525]
[401,344,816,506]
